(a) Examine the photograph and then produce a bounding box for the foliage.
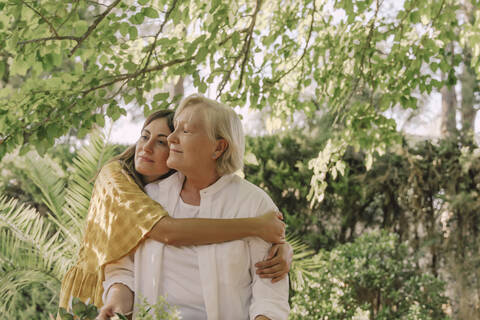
[0,132,117,316]
[5,282,58,320]
[245,119,480,316]
[58,297,99,320]
[57,295,179,320]
[0,132,320,318]
[134,296,180,320]
[244,117,331,249]
[0,0,465,177]
[289,231,450,320]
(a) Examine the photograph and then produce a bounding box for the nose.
[142,137,155,153]
[167,128,178,146]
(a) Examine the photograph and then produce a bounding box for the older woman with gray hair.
[99,94,290,320]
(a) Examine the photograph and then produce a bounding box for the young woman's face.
[167,105,218,175]
[135,117,172,183]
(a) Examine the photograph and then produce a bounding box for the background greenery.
[2,0,480,318]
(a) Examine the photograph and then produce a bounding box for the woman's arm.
[147,211,286,246]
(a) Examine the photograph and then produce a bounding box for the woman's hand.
[256,211,286,243]
[96,303,123,320]
[97,283,133,320]
[255,242,293,283]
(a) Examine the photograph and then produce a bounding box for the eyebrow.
[142,129,168,138]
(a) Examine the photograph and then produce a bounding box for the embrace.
[60,94,291,320]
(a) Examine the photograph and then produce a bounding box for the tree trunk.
[440,75,458,139]
[440,43,458,139]
[173,76,184,98]
[460,52,478,139]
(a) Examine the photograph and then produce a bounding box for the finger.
[257,263,283,275]
[255,256,280,268]
[271,273,287,283]
[275,211,283,220]
[267,244,280,260]
[260,270,285,279]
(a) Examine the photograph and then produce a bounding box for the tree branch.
[238,0,262,90]
[21,0,59,37]
[218,27,249,46]
[81,57,195,95]
[18,36,80,45]
[69,0,121,57]
[268,0,316,86]
[58,0,80,31]
[217,0,262,97]
[333,0,382,125]
[141,0,179,72]
[3,55,195,150]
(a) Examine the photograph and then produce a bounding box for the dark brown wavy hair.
[110,109,175,189]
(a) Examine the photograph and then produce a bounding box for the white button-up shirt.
[103,172,290,320]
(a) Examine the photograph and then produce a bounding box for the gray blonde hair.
[175,94,245,175]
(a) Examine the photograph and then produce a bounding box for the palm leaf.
[0,197,73,277]
[16,152,78,244]
[0,224,66,314]
[0,130,121,316]
[286,233,323,291]
[62,131,119,248]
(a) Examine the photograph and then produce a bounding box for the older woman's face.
[135,117,172,183]
[167,104,218,175]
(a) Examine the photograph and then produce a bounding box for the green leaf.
[115,313,129,320]
[153,92,169,102]
[95,114,105,127]
[85,304,99,318]
[143,7,159,18]
[59,308,74,320]
[46,125,58,139]
[0,61,5,78]
[128,26,138,40]
[195,46,209,63]
[129,12,145,25]
[124,61,137,72]
[74,20,89,35]
[138,0,149,4]
[119,22,130,37]
[232,31,240,47]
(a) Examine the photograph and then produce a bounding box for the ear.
[212,139,228,160]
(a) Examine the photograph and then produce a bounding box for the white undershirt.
[160,197,207,320]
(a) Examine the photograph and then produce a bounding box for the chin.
[135,164,151,176]
[166,160,178,170]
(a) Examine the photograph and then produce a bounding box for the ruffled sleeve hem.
[58,265,104,310]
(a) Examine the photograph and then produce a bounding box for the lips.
[138,155,154,162]
[169,145,183,153]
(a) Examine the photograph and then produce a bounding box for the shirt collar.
[155,172,237,198]
[199,173,236,196]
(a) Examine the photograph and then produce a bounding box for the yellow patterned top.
[58,160,168,310]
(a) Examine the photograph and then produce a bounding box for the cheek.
[156,147,170,164]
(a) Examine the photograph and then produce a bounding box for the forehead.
[176,104,207,127]
[143,117,171,134]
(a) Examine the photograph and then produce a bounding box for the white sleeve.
[102,253,135,303]
[248,196,290,320]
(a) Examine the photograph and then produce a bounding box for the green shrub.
[290,231,450,320]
